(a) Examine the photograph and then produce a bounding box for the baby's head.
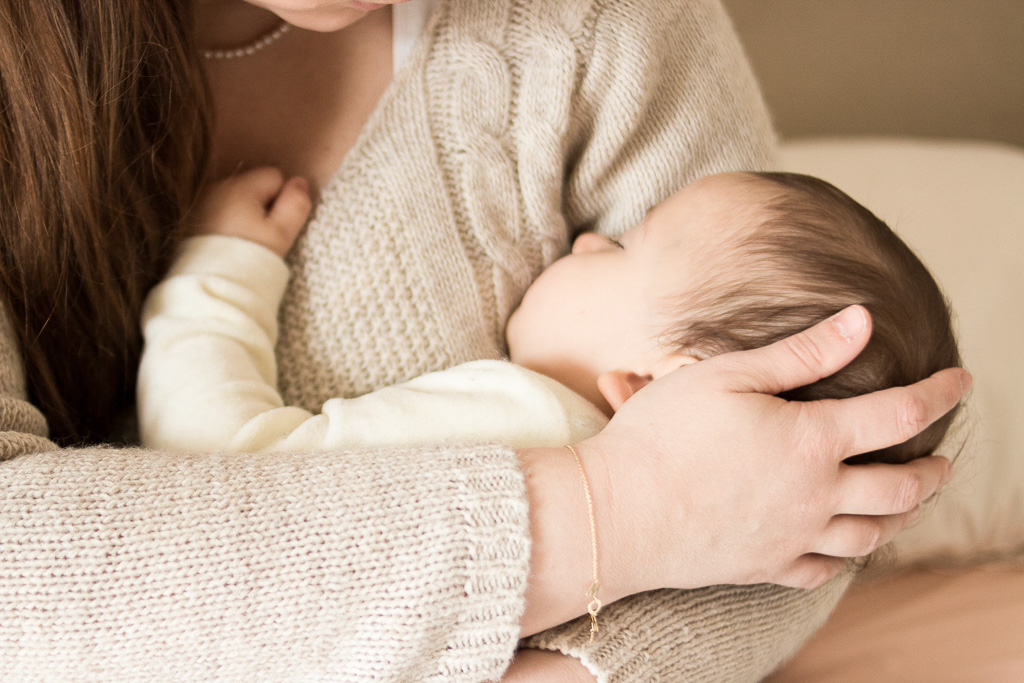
[506,171,961,464]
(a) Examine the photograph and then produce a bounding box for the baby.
[137,169,961,465]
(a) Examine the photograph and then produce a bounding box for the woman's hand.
[579,305,967,596]
[499,649,597,683]
[193,167,311,258]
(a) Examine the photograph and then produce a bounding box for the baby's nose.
[571,232,608,254]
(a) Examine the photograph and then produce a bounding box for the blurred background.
[723,0,1023,146]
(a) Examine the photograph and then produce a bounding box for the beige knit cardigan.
[0,1,850,680]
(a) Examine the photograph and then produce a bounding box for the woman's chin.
[259,6,373,33]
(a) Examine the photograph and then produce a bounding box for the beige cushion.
[779,137,1024,567]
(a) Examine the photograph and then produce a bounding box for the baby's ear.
[596,371,652,413]
[597,354,701,412]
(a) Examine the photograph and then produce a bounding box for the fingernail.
[831,306,865,341]
[960,372,973,395]
[941,464,954,487]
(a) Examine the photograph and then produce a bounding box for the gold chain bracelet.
[565,444,602,643]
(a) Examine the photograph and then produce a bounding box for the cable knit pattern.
[0,1,849,680]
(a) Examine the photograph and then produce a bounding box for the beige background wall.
[722,0,1024,147]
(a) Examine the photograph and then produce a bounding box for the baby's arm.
[137,167,313,451]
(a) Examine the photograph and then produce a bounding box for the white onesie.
[137,236,608,454]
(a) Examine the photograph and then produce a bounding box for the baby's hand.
[193,167,312,258]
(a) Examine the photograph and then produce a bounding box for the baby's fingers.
[235,166,288,206]
[268,176,312,231]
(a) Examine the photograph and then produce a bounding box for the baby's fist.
[194,167,312,257]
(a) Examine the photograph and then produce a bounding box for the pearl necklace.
[201,21,291,60]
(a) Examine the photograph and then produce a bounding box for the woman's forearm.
[0,426,533,681]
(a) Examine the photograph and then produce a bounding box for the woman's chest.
[204,14,393,191]
[225,6,581,410]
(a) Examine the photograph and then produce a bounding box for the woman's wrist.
[516,445,635,637]
[566,438,655,600]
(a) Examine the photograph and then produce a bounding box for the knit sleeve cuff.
[521,570,853,683]
[422,444,533,678]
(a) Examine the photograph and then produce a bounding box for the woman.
[0,1,965,680]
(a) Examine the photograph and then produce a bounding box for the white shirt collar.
[392,0,436,74]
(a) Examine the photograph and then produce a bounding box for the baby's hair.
[661,172,961,465]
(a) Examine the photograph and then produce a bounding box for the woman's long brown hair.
[0,1,210,444]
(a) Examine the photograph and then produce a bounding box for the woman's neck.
[194,0,284,53]
[200,4,394,190]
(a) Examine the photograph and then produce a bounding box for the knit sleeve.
[0,308,531,681]
[519,1,848,680]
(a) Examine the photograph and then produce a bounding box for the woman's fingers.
[711,302,968,458]
[773,555,849,590]
[820,368,970,456]
[721,305,873,395]
[811,508,921,559]
[833,456,951,516]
